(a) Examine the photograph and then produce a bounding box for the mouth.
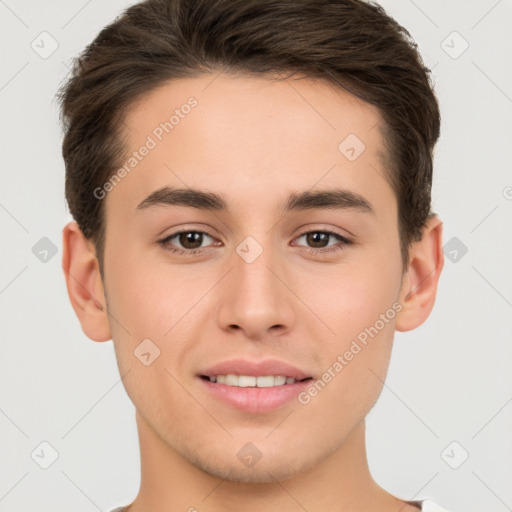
[199,374,313,387]
[197,358,315,413]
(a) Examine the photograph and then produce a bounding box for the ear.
[62,221,111,342]
[395,215,444,332]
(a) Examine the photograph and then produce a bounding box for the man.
[59,0,450,510]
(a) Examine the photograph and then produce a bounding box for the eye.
[293,230,351,253]
[157,228,351,256]
[158,230,217,254]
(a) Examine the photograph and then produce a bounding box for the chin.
[186,446,319,484]
[197,459,303,484]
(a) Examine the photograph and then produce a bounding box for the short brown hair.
[58,0,440,275]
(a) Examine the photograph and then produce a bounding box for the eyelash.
[157,229,352,256]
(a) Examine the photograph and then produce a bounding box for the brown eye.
[159,230,216,254]
[295,230,350,251]
[178,231,204,249]
[305,232,330,248]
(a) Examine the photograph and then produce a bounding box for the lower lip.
[198,377,313,413]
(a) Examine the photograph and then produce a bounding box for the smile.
[202,374,312,387]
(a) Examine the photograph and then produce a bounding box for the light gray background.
[1,1,511,511]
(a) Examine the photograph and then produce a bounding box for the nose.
[217,240,296,341]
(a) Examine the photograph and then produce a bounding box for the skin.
[62,73,444,512]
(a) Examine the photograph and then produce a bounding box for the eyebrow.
[136,186,374,215]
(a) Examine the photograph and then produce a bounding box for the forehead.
[108,73,393,218]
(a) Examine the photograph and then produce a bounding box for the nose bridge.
[217,233,295,339]
[235,235,279,297]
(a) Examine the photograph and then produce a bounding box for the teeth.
[238,375,256,387]
[225,374,238,386]
[256,375,275,388]
[208,374,297,387]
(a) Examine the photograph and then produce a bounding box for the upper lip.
[199,358,312,381]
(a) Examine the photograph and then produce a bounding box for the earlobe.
[62,221,111,342]
[395,215,444,332]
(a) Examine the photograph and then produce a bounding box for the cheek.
[301,249,402,406]
[308,257,401,343]
[104,251,212,400]
[297,276,398,432]
[105,248,203,337]
[104,257,195,420]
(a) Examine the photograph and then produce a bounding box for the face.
[101,73,405,482]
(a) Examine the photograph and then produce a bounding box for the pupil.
[307,232,328,248]
[180,232,202,249]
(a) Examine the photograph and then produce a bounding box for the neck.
[124,412,416,512]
